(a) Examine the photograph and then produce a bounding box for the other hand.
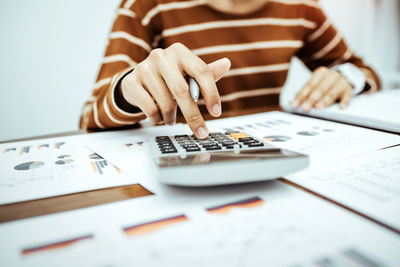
[121,42,231,139]
[291,66,353,112]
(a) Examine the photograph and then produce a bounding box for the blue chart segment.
[19,146,31,155]
[14,161,45,171]
[92,160,108,174]
[54,142,66,149]
[3,148,16,153]
[55,159,74,165]
[297,131,319,136]
[38,144,50,149]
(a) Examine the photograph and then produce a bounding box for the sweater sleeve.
[296,2,380,93]
[80,0,157,131]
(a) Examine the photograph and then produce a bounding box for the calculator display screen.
[157,148,302,167]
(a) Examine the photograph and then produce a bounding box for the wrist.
[115,69,142,113]
[332,63,366,95]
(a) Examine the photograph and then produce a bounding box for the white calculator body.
[149,132,309,187]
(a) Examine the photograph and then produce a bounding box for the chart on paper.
[207,111,400,166]
[0,137,135,205]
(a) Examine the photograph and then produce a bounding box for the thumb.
[208,58,231,82]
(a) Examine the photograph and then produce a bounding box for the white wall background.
[0,0,399,141]
[0,0,119,141]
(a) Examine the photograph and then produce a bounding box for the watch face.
[156,148,302,167]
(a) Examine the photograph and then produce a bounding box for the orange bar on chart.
[123,215,188,237]
[21,234,93,256]
[206,197,264,214]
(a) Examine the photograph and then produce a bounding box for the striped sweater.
[79,0,380,130]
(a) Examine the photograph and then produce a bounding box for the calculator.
[150,131,309,186]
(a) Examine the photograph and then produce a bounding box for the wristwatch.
[332,63,370,95]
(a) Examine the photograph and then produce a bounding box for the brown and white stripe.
[80,0,380,131]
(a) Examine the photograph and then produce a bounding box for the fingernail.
[167,121,175,126]
[292,100,299,108]
[197,127,208,139]
[302,102,311,111]
[316,102,324,109]
[212,104,221,116]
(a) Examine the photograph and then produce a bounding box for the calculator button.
[156,136,170,141]
[224,146,234,149]
[199,141,216,146]
[178,141,195,146]
[160,146,176,152]
[182,144,199,148]
[247,143,264,147]
[174,135,189,138]
[229,132,249,140]
[221,141,236,146]
[185,146,201,152]
[202,143,218,148]
[205,146,222,151]
[243,140,258,145]
[158,144,174,148]
[158,142,174,147]
[225,131,239,135]
[158,140,172,144]
[238,137,253,142]
[161,148,178,153]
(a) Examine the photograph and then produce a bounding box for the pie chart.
[263,135,292,142]
[55,159,74,165]
[14,161,45,171]
[297,131,319,136]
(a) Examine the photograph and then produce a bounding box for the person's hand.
[291,66,353,112]
[121,42,231,139]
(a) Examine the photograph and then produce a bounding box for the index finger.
[292,67,329,108]
[172,43,221,117]
[156,57,209,139]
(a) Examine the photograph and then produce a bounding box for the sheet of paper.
[206,111,400,167]
[87,111,399,200]
[84,124,189,195]
[1,181,399,266]
[0,133,142,205]
[286,146,400,231]
[282,90,400,133]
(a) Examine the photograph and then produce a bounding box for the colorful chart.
[136,141,144,147]
[88,153,103,160]
[297,131,319,136]
[206,197,264,214]
[37,144,49,149]
[54,142,66,149]
[3,148,16,153]
[123,215,188,237]
[263,135,292,142]
[55,159,74,165]
[57,155,71,159]
[19,146,31,155]
[91,159,108,174]
[21,234,93,256]
[14,161,45,171]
